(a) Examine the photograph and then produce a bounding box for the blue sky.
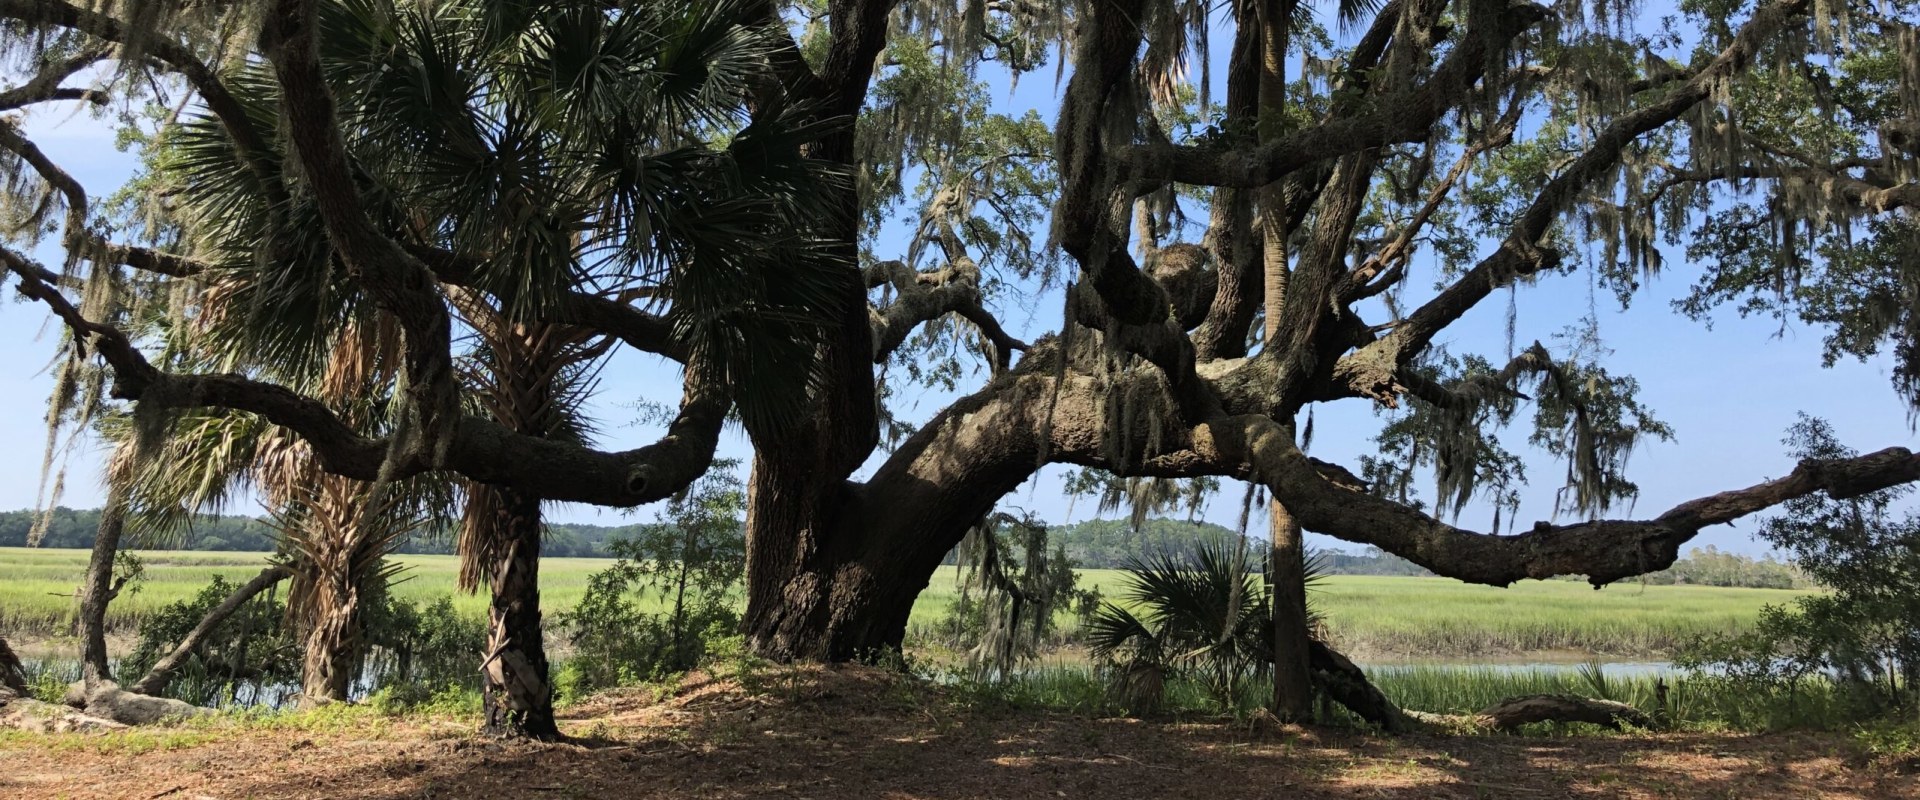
[3,8,1912,557]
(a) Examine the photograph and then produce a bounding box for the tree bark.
[1254,1,1316,721]
[1269,502,1316,722]
[0,636,27,696]
[129,564,290,697]
[743,478,936,662]
[297,591,358,706]
[76,481,129,687]
[743,373,1052,661]
[479,488,557,739]
[1307,638,1410,732]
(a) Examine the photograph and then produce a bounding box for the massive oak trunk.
[479,489,556,739]
[744,370,1052,661]
[742,458,1019,661]
[740,296,889,660]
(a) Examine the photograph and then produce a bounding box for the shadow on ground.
[1,666,1910,799]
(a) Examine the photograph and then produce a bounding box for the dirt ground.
[1,666,1913,800]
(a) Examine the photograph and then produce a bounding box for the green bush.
[560,468,747,696]
[364,596,486,694]
[365,681,481,716]
[123,574,301,707]
[122,569,485,708]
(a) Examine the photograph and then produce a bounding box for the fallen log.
[0,694,128,733]
[1474,694,1654,732]
[129,563,291,696]
[81,681,207,726]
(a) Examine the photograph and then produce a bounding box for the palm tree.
[109,315,444,706]
[139,0,843,736]
[448,293,609,737]
[3,0,843,733]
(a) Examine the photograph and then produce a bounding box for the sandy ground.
[2,666,1913,800]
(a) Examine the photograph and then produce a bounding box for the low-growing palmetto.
[1088,535,1326,713]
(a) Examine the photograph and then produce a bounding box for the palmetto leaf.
[1088,532,1333,707]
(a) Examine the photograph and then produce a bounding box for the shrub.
[561,467,747,695]
[123,574,301,707]
[364,596,485,694]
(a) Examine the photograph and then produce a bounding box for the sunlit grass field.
[0,548,1813,659]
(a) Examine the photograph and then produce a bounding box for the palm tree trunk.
[1269,501,1315,721]
[77,482,130,687]
[480,488,557,739]
[297,579,358,706]
[1257,0,1315,723]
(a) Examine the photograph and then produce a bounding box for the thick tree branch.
[262,0,466,456]
[402,243,688,363]
[1053,0,1228,422]
[883,337,1920,589]
[1203,412,1920,586]
[1653,163,1920,214]
[1334,0,1814,399]
[3,244,727,507]
[0,0,286,206]
[868,253,1030,372]
[0,43,107,111]
[740,0,825,101]
[0,118,204,281]
[0,119,211,281]
[1122,2,1547,189]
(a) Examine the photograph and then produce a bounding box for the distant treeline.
[1626,545,1809,589]
[0,507,635,558]
[2,508,1808,587]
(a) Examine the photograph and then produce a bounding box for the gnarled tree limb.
[869,256,1030,372]
[1346,0,1815,385]
[2,245,728,507]
[1206,412,1920,587]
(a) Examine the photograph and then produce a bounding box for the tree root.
[1308,639,1414,732]
[0,636,27,697]
[1303,640,1654,735]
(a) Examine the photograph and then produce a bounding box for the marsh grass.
[2,548,1810,660]
[946,663,1876,733]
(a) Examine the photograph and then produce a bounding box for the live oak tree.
[3,0,1919,733]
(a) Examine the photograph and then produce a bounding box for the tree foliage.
[0,0,1918,669]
